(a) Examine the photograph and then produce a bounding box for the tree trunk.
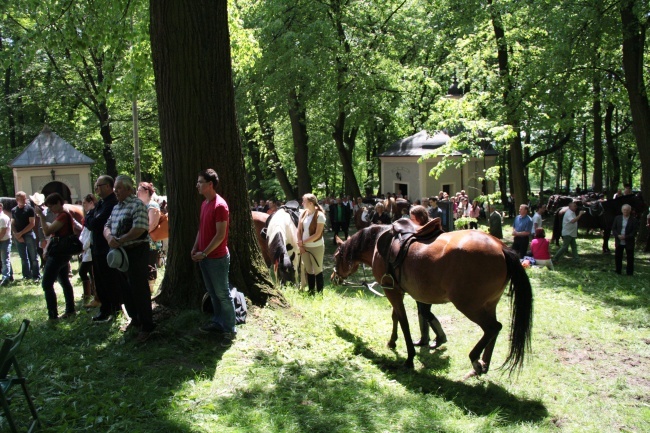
[288,88,312,197]
[581,125,587,190]
[604,102,621,196]
[489,0,527,207]
[256,105,296,200]
[243,130,264,200]
[620,0,650,194]
[98,101,118,179]
[592,77,603,192]
[332,112,362,198]
[149,0,286,308]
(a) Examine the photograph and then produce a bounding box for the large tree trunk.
[620,0,650,194]
[150,0,286,308]
[288,88,312,197]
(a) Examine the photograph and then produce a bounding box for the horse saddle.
[376,218,444,289]
[280,200,301,227]
[584,200,603,217]
[261,201,301,240]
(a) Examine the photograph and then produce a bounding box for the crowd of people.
[1,175,645,350]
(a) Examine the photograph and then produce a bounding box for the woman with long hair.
[297,193,326,295]
[33,193,76,321]
[137,182,161,294]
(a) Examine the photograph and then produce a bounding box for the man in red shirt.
[191,169,236,347]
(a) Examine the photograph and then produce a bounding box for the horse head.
[269,232,296,284]
[331,235,359,284]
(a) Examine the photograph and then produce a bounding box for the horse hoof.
[387,341,397,349]
[403,360,414,369]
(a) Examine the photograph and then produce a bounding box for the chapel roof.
[10,126,95,168]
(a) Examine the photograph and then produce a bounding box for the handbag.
[149,212,169,241]
[47,213,84,256]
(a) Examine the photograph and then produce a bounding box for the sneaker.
[221,332,236,347]
[92,313,113,323]
[0,278,9,287]
[32,277,41,283]
[199,321,224,334]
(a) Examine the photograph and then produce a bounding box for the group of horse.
[546,192,646,253]
[251,197,534,379]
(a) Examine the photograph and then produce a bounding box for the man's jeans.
[0,238,12,280]
[199,254,236,333]
[16,232,40,279]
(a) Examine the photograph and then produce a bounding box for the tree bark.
[620,0,650,194]
[488,0,527,207]
[149,0,286,308]
[592,77,603,192]
[256,104,296,200]
[288,88,312,196]
[604,102,620,196]
[332,112,362,198]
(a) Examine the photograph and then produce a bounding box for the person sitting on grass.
[530,228,554,270]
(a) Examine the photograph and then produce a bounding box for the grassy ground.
[0,225,648,432]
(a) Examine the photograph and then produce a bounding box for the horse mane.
[342,225,390,266]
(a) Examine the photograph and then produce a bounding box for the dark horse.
[551,194,646,252]
[332,223,533,377]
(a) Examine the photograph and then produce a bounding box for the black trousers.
[512,236,529,259]
[615,242,635,275]
[121,243,155,332]
[92,250,124,316]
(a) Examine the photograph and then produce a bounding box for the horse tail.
[501,246,534,375]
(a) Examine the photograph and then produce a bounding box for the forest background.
[2,0,649,207]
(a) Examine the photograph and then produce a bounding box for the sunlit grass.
[0,231,648,432]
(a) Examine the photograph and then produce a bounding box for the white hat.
[29,193,45,206]
[107,247,129,272]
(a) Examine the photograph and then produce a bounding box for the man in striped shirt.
[104,175,155,343]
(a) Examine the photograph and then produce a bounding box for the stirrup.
[380,273,395,288]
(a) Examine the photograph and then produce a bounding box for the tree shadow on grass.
[11,309,228,432]
[334,325,548,425]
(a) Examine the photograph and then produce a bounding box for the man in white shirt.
[553,202,586,262]
[532,204,545,231]
[0,203,13,285]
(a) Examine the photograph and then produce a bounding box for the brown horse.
[252,211,272,267]
[332,224,533,377]
[383,197,410,221]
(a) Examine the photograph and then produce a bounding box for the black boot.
[413,313,429,346]
[307,274,316,295]
[428,314,447,350]
[315,272,324,293]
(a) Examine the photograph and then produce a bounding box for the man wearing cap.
[104,175,154,343]
[0,202,13,286]
[11,191,40,281]
[192,168,236,347]
[85,175,122,323]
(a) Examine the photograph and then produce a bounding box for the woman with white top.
[297,193,326,295]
